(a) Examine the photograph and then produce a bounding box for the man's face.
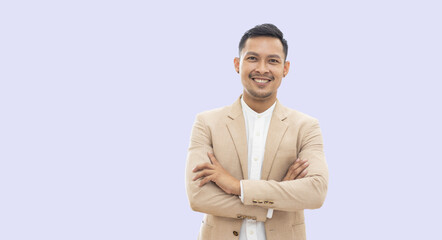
[234,36,290,102]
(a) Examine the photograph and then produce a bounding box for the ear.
[234,57,240,73]
[283,61,290,77]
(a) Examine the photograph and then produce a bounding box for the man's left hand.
[192,152,241,195]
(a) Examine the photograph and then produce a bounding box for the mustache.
[249,73,274,81]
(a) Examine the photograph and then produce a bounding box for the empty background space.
[1,0,441,239]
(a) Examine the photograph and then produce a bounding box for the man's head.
[238,23,288,62]
[234,24,290,106]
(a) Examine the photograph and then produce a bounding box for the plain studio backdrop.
[1,0,441,239]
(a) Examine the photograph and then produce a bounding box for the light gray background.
[1,0,441,239]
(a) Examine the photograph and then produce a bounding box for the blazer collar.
[227,95,288,121]
[226,96,289,180]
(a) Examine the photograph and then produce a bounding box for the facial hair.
[246,72,274,99]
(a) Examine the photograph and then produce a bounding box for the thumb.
[207,152,218,165]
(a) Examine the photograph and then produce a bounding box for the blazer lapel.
[226,98,248,180]
[261,100,288,180]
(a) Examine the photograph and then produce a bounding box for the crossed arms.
[192,152,309,196]
[185,113,328,222]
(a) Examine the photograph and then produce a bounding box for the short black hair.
[238,23,288,61]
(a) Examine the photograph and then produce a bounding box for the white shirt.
[239,96,275,240]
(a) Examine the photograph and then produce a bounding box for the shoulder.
[194,104,232,124]
[278,102,320,130]
[194,97,241,123]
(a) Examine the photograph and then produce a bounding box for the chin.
[249,92,273,99]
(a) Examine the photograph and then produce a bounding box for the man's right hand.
[282,158,309,181]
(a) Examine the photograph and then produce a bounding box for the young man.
[185,23,328,240]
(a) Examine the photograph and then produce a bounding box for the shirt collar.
[240,95,276,118]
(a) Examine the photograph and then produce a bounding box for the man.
[185,23,328,240]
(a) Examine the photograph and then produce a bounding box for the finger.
[292,162,309,179]
[290,158,305,170]
[282,158,300,181]
[207,152,219,165]
[192,169,215,181]
[193,162,214,172]
[292,163,309,179]
[287,160,308,180]
[199,175,213,187]
[295,169,308,179]
[286,159,304,176]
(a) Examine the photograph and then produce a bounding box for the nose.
[255,60,269,74]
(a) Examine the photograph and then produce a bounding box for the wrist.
[234,179,241,195]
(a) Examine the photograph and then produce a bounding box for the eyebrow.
[245,51,282,59]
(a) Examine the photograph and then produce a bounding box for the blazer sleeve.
[185,113,269,222]
[241,119,329,212]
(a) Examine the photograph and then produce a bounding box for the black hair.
[238,23,288,61]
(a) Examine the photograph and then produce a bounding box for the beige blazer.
[185,97,328,240]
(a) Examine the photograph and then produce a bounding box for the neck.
[242,92,277,113]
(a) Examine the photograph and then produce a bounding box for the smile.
[252,78,271,83]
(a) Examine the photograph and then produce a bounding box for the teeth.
[254,79,269,83]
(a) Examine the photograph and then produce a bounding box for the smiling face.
[234,36,290,108]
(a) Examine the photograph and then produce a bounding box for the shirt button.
[250,230,254,235]
[256,131,260,136]
[253,157,258,161]
[233,231,239,236]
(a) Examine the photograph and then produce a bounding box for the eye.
[269,59,280,64]
[247,56,257,61]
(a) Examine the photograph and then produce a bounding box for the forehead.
[241,36,284,57]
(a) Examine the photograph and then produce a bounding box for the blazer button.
[233,231,239,236]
